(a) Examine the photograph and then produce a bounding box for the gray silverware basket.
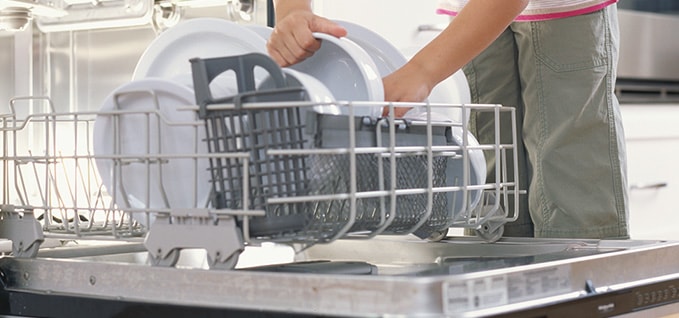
[191,53,463,244]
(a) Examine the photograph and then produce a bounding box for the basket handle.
[190,53,287,116]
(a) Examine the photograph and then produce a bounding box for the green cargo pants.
[463,5,629,238]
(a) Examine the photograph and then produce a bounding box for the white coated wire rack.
[1,90,520,268]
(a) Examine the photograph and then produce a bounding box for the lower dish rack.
[0,54,521,269]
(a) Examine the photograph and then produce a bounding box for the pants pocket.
[532,9,609,73]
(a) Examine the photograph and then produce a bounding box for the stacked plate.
[93,78,211,228]
[94,18,270,227]
[95,17,483,228]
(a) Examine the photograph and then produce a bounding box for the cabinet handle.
[630,182,668,190]
[417,24,446,32]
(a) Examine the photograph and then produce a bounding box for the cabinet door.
[311,0,449,50]
[621,104,679,240]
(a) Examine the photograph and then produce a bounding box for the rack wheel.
[475,222,504,243]
[207,252,240,270]
[18,242,41,259]
[148,249,180,267]
[426,228,449,242]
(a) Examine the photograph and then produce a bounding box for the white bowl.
[258,68,334,102]
[246,25,384,116]
[289,32,383,112]
[259,68,341,115]
[245,21,408,81]
[334,20,408,78]
[282,69,337,106]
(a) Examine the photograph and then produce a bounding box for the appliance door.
[618,9,679,81]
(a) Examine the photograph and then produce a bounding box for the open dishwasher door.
[3,3,679,318]
[1,236,679,317]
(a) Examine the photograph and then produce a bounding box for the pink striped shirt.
[437,0,618,21]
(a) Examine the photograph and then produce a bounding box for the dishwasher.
[2,1,679,317]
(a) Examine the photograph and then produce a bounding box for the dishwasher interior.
[2,2,679,317]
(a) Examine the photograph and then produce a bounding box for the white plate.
[244,24,273,40]
[93,78,211,227]
[401,69,471,124]
[334,20,408,78]
[133,18,268,81]
[427,70,472,123]
[402,36,472,123]
[447,125,486,215]
[428,70,471,105]
[289,32,383,113]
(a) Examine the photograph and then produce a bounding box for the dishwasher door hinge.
[143,208,245,270]
[0,205,45,258]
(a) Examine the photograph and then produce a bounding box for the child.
[268,0,629,239]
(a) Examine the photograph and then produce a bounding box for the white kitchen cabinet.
[621,104,679,240]
[311,0,449,52]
